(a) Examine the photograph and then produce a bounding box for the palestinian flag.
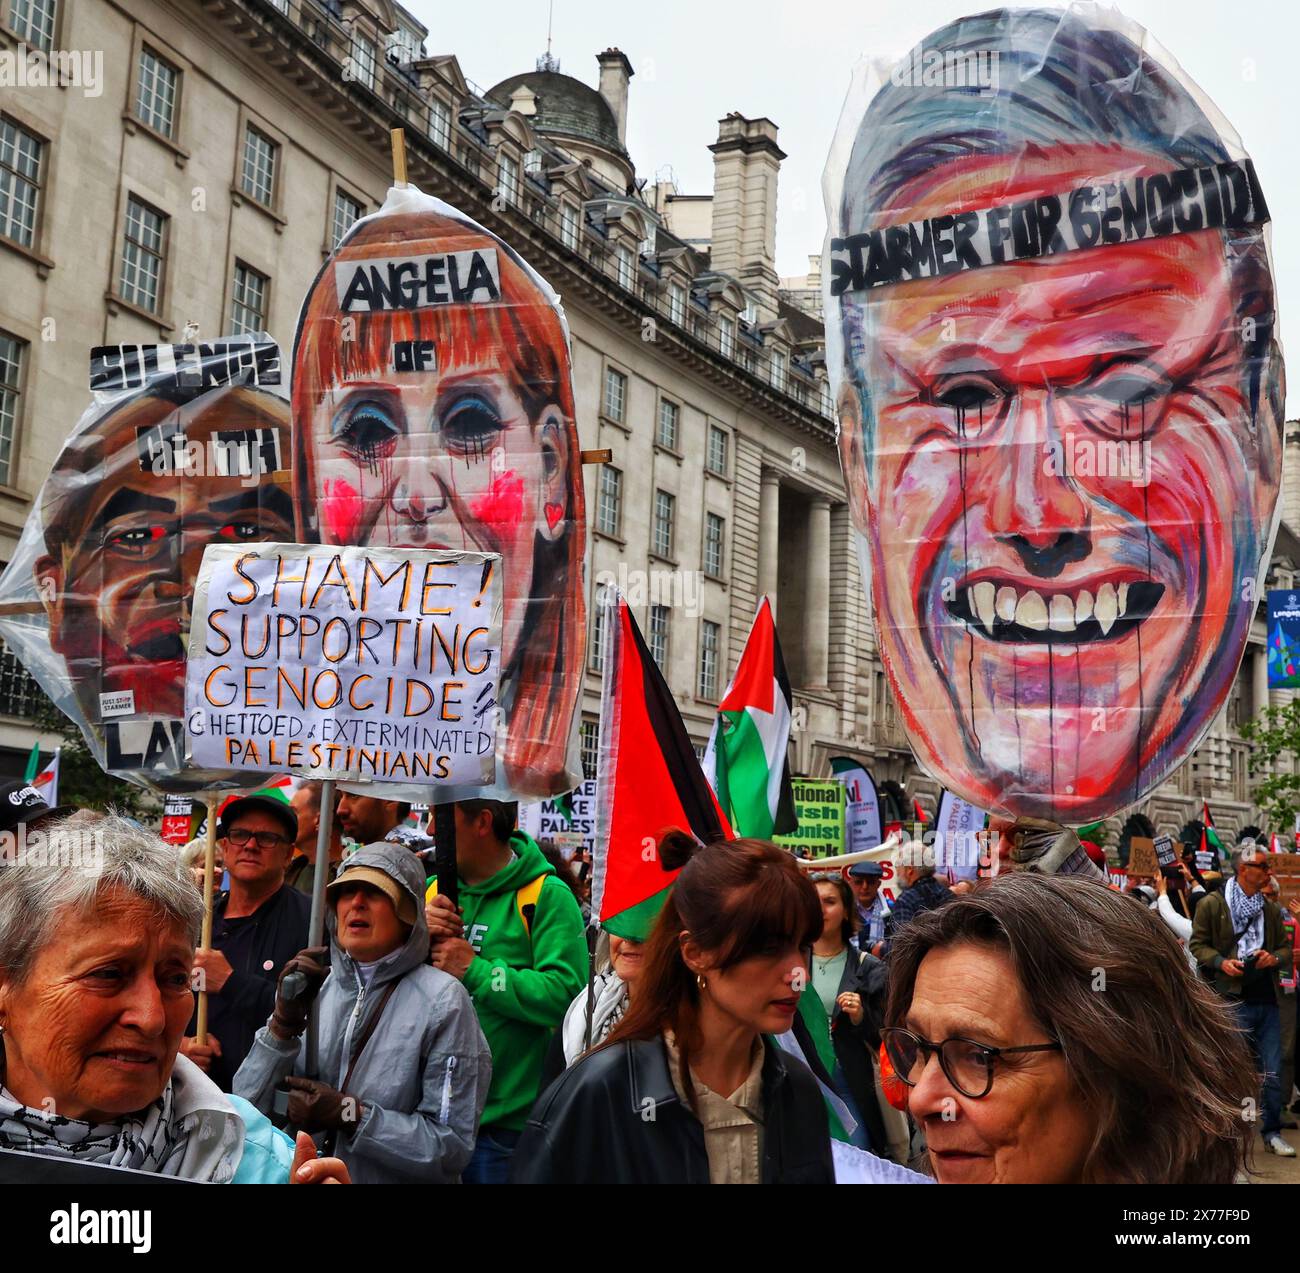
[703,598,797,839]
[912,798,929,825]
[592,596,731,940]
[1202,802,1224,857]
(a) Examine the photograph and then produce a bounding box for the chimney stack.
[708,112,785,319]
[596,48,634,147]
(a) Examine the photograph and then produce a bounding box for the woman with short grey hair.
[0,813,347,1183]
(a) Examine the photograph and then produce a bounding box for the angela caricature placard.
[291,183,586,802]
[823,4,1284,822]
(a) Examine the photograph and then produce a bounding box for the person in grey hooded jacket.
[234,842,491,1183]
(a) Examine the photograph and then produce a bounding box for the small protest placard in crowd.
[185,544,500,787]
[1127,836,1158,878]
[1155,834,1179,868]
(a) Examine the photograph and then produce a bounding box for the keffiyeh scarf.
[1225,878,1266,959]
[0,1053,243,1181]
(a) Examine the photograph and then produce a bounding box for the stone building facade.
[0,0,1292,847]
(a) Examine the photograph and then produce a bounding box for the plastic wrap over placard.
[0,335,288,794]
[290,182,586,803]
[822,3,1285,823]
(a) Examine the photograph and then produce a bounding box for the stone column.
[804,496,831,689]
[759,469,780,619]
[1254,643,1270,719]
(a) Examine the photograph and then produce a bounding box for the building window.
[656,397,679,451]
[820,380,834,418]
[706,423,728,477]
[331,188,361,248]
[0,637,47,717]
[0,331,25,486]
[559,201,580,249]
[718,314,735,360]
[524,148,546,179]
[589,601,607,674]
[580,717,599,779]
[497,152,519,207]
[652,489,675,559]
[770,349,787,392]
[698,620,720,700]
[240,124,277,207]
[704,512,725,577]
[615,243,635,290]
[648,605,669,672]
[8,0,56,52]
[135,48,179,138]
[0,115,43,249]
[120,196,166,314]
[351,35,377,90]
[596,465,622,537]
[428,96,451,150]
[230,261,268,335]
[667,280,686,327]
[602,366,626,423]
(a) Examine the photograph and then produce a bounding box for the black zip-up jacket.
[187,883,311,1091]
[511,1035,835,1183]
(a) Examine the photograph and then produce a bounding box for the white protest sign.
[519,779,598,858]
[185,544,500,788]
[933,790,986,877]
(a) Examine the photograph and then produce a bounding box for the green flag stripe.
[717,709,776,839]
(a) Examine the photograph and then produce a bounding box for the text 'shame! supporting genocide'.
[185,544,501,785]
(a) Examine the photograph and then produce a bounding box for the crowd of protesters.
[0,783,1295,1184]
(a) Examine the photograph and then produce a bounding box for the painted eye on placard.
[333,398,401,465]
[931,379,1003,436]
[217,519,263,542]
[106,524,168,557]
[441,395,504,461]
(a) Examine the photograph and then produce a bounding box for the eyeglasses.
[226,827,290,850]
[882,1026,1062,1099]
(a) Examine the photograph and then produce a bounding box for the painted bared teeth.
[1048,595,1074,631]
[963,578,1144,636]
[1015,591,1049,631]
[1095,582,1118,635]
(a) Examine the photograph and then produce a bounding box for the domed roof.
[487,69,626,155]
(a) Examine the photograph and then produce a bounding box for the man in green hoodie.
[425,798,587,1184]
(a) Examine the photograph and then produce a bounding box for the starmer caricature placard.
[0,336,288,793]
[291,182,586,802]
[823,4,1284,823]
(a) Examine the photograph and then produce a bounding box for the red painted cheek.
[471,471,527,531]
[322,478,365,546]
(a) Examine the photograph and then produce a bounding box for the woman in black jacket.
[511,836,835,1184]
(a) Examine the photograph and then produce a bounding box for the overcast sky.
[414,0,1299,410]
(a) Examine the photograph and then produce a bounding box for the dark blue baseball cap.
[847,860,884,879]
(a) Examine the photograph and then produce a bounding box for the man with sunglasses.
[183,789,311,1091]
[1191,844,1296,1157]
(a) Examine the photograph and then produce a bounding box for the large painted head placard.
[291,183,585,801]
[824,4,1284,822]
[0,337,290,792]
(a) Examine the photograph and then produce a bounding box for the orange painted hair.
[291,208,586,796]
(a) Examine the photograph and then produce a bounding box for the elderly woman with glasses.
[883,873,1258,1183]
[0,814,348,1182]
